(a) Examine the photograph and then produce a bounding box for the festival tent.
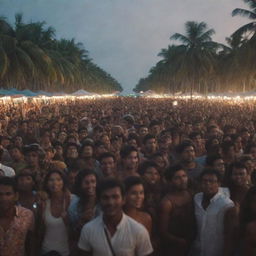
[71,89,95,96]
[36,90,53,96]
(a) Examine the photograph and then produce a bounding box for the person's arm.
[158,198,187,247]
[244,222,256,256]
[223,205,238,256]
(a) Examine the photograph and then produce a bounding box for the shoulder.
[17,206,34,220]
[159,196,173,211]
[81,215,102,231]
[125,215,148,234]
[218,193,234,207]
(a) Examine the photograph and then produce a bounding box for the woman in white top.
[40,170,71,256]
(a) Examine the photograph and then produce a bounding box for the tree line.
[0,14,122,93]
[134,0,256,94]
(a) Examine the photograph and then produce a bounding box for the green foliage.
[134,1,256,94]
[0,14,122,93]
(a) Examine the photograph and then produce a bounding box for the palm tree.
[170,21,221,95]
[232,0,256,39]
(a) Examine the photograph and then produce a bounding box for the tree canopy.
[0,14,122,93]
[134,0,256,94]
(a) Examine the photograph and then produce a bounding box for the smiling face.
[125,184,144,209]
[81,174,97,197]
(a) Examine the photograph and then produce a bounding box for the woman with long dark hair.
[40,170,71,256]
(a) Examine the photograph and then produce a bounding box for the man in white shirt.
[191,169,235,256]
[77,179,153,256]
[0,148,15,177]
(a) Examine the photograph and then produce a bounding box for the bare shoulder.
[159,195,173,211]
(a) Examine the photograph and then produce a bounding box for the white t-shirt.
[192,192,234,256]
[0,163,15,177]
[78,213,153,256]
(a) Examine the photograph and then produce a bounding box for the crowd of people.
[0,97,256,256]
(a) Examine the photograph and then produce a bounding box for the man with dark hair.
[77,178,153,256]
[191,169,235,256]
[99,152,117,179]
[159,165,195,256]
[176,141,203,182]
[142,134,157,159]
[0,177,35,256]
[119,145,139,179]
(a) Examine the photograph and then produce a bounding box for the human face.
[47,173,64,193]
[213,159,225,177]
[66,146,78,158]
[123,151,139,170]
[231,168,248,186]
[101,157,116,177]
[125,184,144,209]
[143,167,160,184]
[201,174,220,197]
[26,151,39,166]
[181,146,195,163]
[0,185,17,212]
[153,156,166,169]
[17,175,34,192]
[10,148,23,161]
[139,127,148,137]
[171,170,188,190]
[81,174,97,197]
[145,138,157,153]
[82,146,93,158]
[100,187,124,217]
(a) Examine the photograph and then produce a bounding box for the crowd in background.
[0,97,256,256]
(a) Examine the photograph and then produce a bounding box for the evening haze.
[0,0,247,93]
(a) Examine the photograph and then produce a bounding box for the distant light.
[173,100,178,106]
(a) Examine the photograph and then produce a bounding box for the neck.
[124,206,138,216]
[103,211,123,228]
[51,190,64,199]
[203,192,217,201]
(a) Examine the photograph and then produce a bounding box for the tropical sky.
[1,0,248,93]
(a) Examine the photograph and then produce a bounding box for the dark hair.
[43,170,68,195]
[244,143,256,154]
[200,168,222,182]
[0,177,17,192]
[99,152,116,163]
[73,169,98,198]
[16,169,38,190]
[165,164,185,181]
[142,134,156,145]
[206,154,223,166]
[120,145,138,159]
[97,178,125,199]
[189,132,201,140]
[175,140,195,154]
[124,176,144,193]
[138,161,159,176]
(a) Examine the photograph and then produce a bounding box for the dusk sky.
[1,0,248,93]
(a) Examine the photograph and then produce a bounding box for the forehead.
[101,187,122,197]
[201,173,218,180]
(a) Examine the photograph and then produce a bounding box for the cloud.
[0,0,247,92]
